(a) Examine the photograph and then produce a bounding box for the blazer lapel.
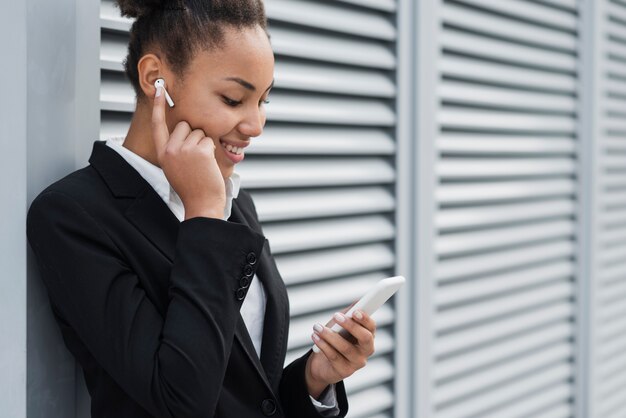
[89,140,179,262]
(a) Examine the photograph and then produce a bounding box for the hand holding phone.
[312,275,405,353]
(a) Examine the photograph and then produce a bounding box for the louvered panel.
[480,383,573,418]
[450,0,578,31]
[438,179,575,205]
[435,344,572,405]
[270,25,395,69]
[248,126,395,155]
[99,1,399,417]
[436,241,574,283]
[273,60,395,98]
[433,1,578,416]
[275,245,395,286]
[437,362,573,418]
[596,2,626,417]
[264,215,394,254]
[436,261,573,306]
[441,31,577,72]
[437,220,574,257]
[442,2,576,51]
[342,386,394,418]
[435,302,574,358]
[439,134,576,155]
[236,158,394,188]
[437,200,576,231]
[441,56,576,93]
[251,187,395,222]
[265,0,396,41]
[440,80,576,112]
[435,322,573,381]
[435,281,574,332]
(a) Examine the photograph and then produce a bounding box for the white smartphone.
[312,275,406,353]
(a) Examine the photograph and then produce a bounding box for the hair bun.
[115,0,171,19]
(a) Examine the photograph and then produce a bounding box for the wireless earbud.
[154,78,175,108]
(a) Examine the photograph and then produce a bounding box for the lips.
[219,139,246,164]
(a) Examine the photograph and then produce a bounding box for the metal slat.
[265,0,396,41]
[251,187,394,222]
[438,158,575,179]
[439,108,576,133]
[273,60,395,98]
[443,2,577,51]
[237,158,394,189]
[435,322,573,381]
[437,220,574,257]
[440,80,576,113]
[264,215,394,254]
[441,30,577,73]
[441,55,576,93]
[270,26,395,69]
[437,179,575,205]
[449,0,578,31]
[275,245,394,285]
[437,199,576,231]
[344,386,394,418]
[248,126,395,155]
[436,240,574,283]
[435,344,572,406]
[436,261,573,306]
[435,280,574,332]
[434,302,574,357]
[437,362,573,418]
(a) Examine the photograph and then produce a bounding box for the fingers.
[327,311,376,356]
[151,83,169,158]
[325,300,358,328]
[311,328,354,375]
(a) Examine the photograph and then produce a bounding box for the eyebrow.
[223,77,275,92]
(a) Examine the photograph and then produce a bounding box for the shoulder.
[28,165,111,228]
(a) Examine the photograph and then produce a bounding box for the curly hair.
[115,0,269,102]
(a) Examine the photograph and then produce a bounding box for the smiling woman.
[25,0,378,417]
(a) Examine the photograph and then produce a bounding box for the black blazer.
[26,140,349,418]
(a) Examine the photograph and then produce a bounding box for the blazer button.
[243,264,254,277]
[247,252,257,265]
[261,399,276,416]
[239,276,250,288]
[235,288,246,301]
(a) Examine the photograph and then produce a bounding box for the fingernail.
[313,323,324,333]
[334,312,346,323]
[354,310,363,320]
[155,86,162,98]
[312,333,320,341]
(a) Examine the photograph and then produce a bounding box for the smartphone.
[312,275,406,353]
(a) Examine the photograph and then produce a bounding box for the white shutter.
[592,1,626,417]
[432,1,579,417]
[99,1,400,417]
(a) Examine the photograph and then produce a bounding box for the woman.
[26,0,377,417]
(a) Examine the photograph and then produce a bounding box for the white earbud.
[154,78,175,107]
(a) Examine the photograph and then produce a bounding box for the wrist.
[305,354,329,400]
[183,202,224,220]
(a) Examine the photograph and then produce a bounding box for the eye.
[222,96,241,107]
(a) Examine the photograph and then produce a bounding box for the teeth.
[220,140,243,156]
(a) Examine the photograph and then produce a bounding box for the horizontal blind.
[595,1,626,417]
[99,1,400,417]
[433,1,579,417]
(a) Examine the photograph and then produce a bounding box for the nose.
[238,105,266,139]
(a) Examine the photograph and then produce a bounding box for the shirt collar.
[105,136,240,212]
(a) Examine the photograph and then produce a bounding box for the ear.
[137,53,171,102]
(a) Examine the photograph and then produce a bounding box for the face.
[145,25,275,179]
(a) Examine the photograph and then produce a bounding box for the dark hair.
[115,0,269,102]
